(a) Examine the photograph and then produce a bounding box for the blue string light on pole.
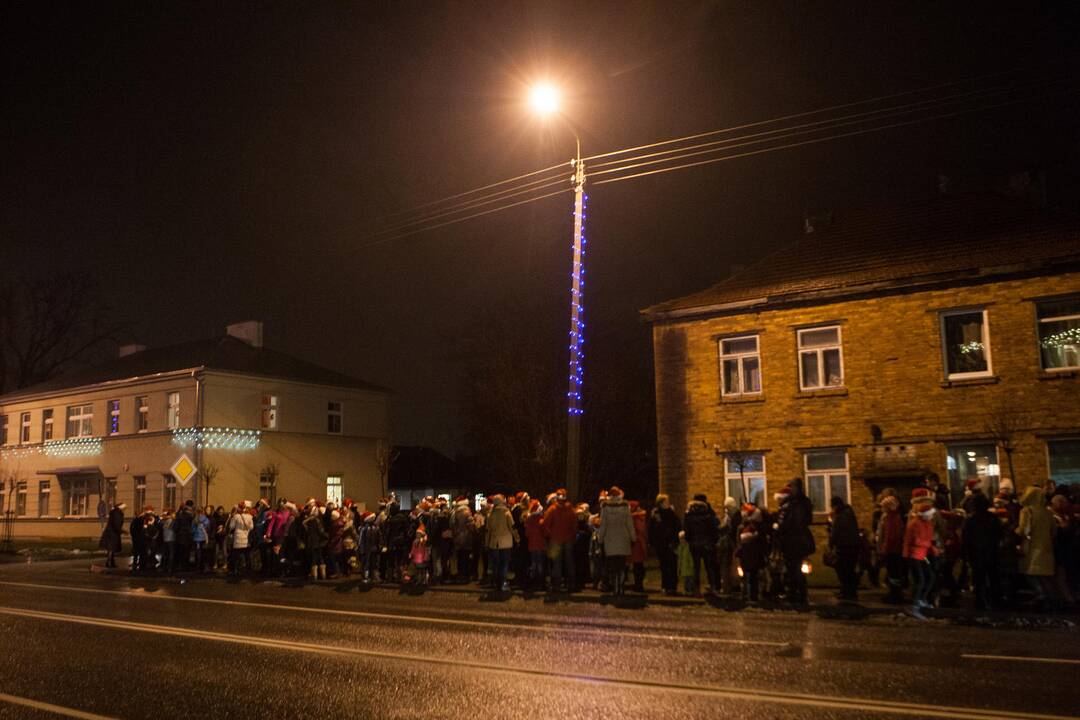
[567,191,588,416]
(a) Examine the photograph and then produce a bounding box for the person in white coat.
[598,486,636,595]
[227,504,254,576]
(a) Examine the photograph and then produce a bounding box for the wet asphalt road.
[0,561,1077,720]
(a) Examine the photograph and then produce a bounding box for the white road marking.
[0,691,118,720]
[0,605,1072,720]
[0,579,785,647]
[963,653,1080,666]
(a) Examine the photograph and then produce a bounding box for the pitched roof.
[642,190,1080,321]
[0,335,391,401]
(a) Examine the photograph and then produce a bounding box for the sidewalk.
[89,563,1078,628]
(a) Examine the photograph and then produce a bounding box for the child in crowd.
[677,530,696,596]
[409,529,431,585]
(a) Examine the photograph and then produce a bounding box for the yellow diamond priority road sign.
[170,453,197,487]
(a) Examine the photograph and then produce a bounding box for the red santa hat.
[529,499,541,512]
[911,487,934,507]
[774,485,792,504]
[740,502,756,514]
[629,500,640,512]
[608,486,624,498]
[965,478,981,490]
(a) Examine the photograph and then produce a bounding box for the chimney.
[118,344,147,358]
[226,321,264,348]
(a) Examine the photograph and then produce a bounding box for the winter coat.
[98,506,125,553]
[358,523,381,554]
[228,512,254,549]
[383,509,411,550]
[683,500,719,548]
[828,504,859,552]
[327,516,346,554]
[902,513,936,561]
[251,508,272,546]
[597,496,636,558]
[648,506,681,551]
[303,514,329,551]
[877,509,904,555]
[129,516,145,549]
[775,480,815,559]
[266,509,291,544]
[450,503,474,549]
[210,510,228,542]
[409,540,430,566]
[677,541,694,578]
[1017,486,1054,576]
[486,502,518,550]
[525,512,547,552]
[630,510,648,563]
[736,527,767,572]
[192,515,209,544]
[161,517,175,544]
[542,501,578,544]
[173,506,195,543]
[962,507,1001,566]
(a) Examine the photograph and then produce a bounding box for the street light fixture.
[528,82,586,502]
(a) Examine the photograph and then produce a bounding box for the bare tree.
[0,274,127,394]
[199,463,219,507]
[714,428,754,503]
[982,398,1026,483]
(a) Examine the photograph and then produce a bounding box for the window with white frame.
[65,479,89,517]
[326,474,343,505]
[166,392,180,429]
[136,396,149,432]
[42,409,54,441]
[66,404,93,438]
[803,449,849,513]
[946,444,999,506]
[163,474,177,510]
[108,400,121,435]
[941,309,992,378]
[38,480,51,517]
[724,454,766,507]
[1047,438,1080,487]
[1037,298,1080,371]
[133,476,146,510]
[0,416,8,445]
[798,326,844,390]
[105,478,117,507]
[20,412,31,444]
[719,336,761,396]
[261,395,278,430]
[327,401,342,434]
[15,481,27,516]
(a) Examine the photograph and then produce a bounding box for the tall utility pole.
[565,149,586,502]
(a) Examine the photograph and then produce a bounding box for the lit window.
[20,412,31,444]
[946,444,999,505]
[66,404,93,438]
[724,454,766,507]
[108,400,121,435]
[261,395,278,430]
[941,309,992,379]
[42,409,54,441]
[798,326,844,390]
[327,401,342,434]
[259,473,277,506]
[719,336,761,396]
[1048,439,1080,487]
[0,416,8,446]
[15,481,27,517]
[803,449,849,513]
[1037,299,1080,371]
[133,476,146,510]
[38,480,51,517]
[166,392,180,430]
[326,474,343,505]
[136,396,149,432]
[65,479,89,517]
[163,474,176,510]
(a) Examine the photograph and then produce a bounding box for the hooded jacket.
[542,500,578,544]
[683,500,719,548]
[776,479,816,559]
[648,505,681,550]
[597,495,636,557]
[486,500,518,550]
[1017,486,1054,576]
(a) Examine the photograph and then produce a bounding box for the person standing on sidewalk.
[962,492,1002,610]
[1016,485,1057,611]
[227,503,254,576]
[683,494,720,595]
[828,496,860,602]
[99,502,126,568]
[485,494,518,592]
[629,500,648,592]
[450,496,474,582]
[525,499,547,591]
[598,486,636,596]
[648,494,681,596]
[903,487,938,619]
[173,500,195,572]
[877,495,905,603]
[542,489,578,593]
[775,481,815,606]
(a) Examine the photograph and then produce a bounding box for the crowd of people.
[96,476,1080,617]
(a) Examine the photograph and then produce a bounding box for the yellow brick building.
[0,322,391,539]
[642,191,1080,553]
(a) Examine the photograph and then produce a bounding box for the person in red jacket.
[903,488,938,619]
[542,488,579,593]
[629,500,649,592]
[524,499,547,591]
[877,495,905,603]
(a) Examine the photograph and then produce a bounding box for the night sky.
[4,2,1078,457]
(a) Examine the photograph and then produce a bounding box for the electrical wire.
[580,65,1037,163]
[592,88,1079,187]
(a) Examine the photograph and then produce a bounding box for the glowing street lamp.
[529,82,586,502]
